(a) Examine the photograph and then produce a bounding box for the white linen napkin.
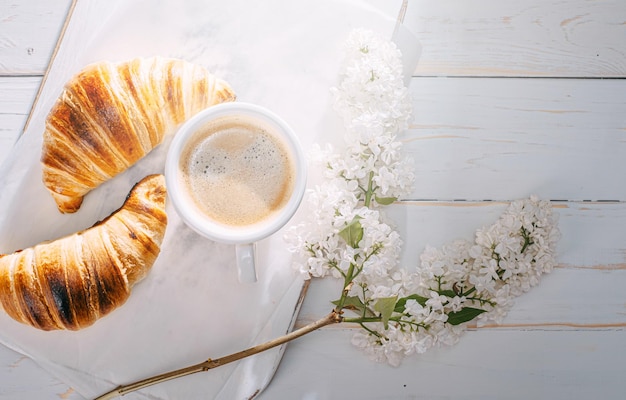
[0,0,420,398]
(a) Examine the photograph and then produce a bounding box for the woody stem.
[93,310,343,400]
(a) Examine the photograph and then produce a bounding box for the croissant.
[0,174,167,331]
[41,57,235,213]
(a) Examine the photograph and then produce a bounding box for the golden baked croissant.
[0,174,167,331]
[41,57,235,213]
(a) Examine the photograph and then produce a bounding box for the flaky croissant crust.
[0,174,167,331]
[41,57,235,213]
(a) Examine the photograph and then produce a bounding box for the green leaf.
[447,307,487,326]
[373,296,398,329]
[338,216,364,248]
[394,294,429,312]
[375,195,397,205]
[438,290,457,298]
[332,295,366,313]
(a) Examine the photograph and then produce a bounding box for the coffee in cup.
[179,114,295,228]
[165,102,307,283]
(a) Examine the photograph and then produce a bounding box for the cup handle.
[235,243,258,283]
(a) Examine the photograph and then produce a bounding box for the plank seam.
[411,75,626,80]
[399,199,626,204]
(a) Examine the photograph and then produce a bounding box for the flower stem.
[93,310,343,400]
[334,263,356,311]
[363,170,375,207]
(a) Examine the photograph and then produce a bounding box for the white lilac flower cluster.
[327,28,415,205]
[286,29,560,367]
[286,28,414,284]
[351,196,560,366]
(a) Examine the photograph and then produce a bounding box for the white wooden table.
[1,1,625,399]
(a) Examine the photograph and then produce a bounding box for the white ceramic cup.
[165,102,307,283]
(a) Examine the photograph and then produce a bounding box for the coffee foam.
[180,115,295,226]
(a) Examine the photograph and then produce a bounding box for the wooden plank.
[262,329,626,399]
[0,0,623,78]
[404,77,626,201]
[295,201,626,327]
[0,0,72,75]
[0,76,40,163]
[2,0,625,79]
[2,0,623,79]
[388,201,626,267]
[0,76,40,113]
[4,76,626,201]
[408,0,626,77]
[298,268,626,329]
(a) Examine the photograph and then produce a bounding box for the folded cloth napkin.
[0,0,420,398]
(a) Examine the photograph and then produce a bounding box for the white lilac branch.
[286,29,560,367]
